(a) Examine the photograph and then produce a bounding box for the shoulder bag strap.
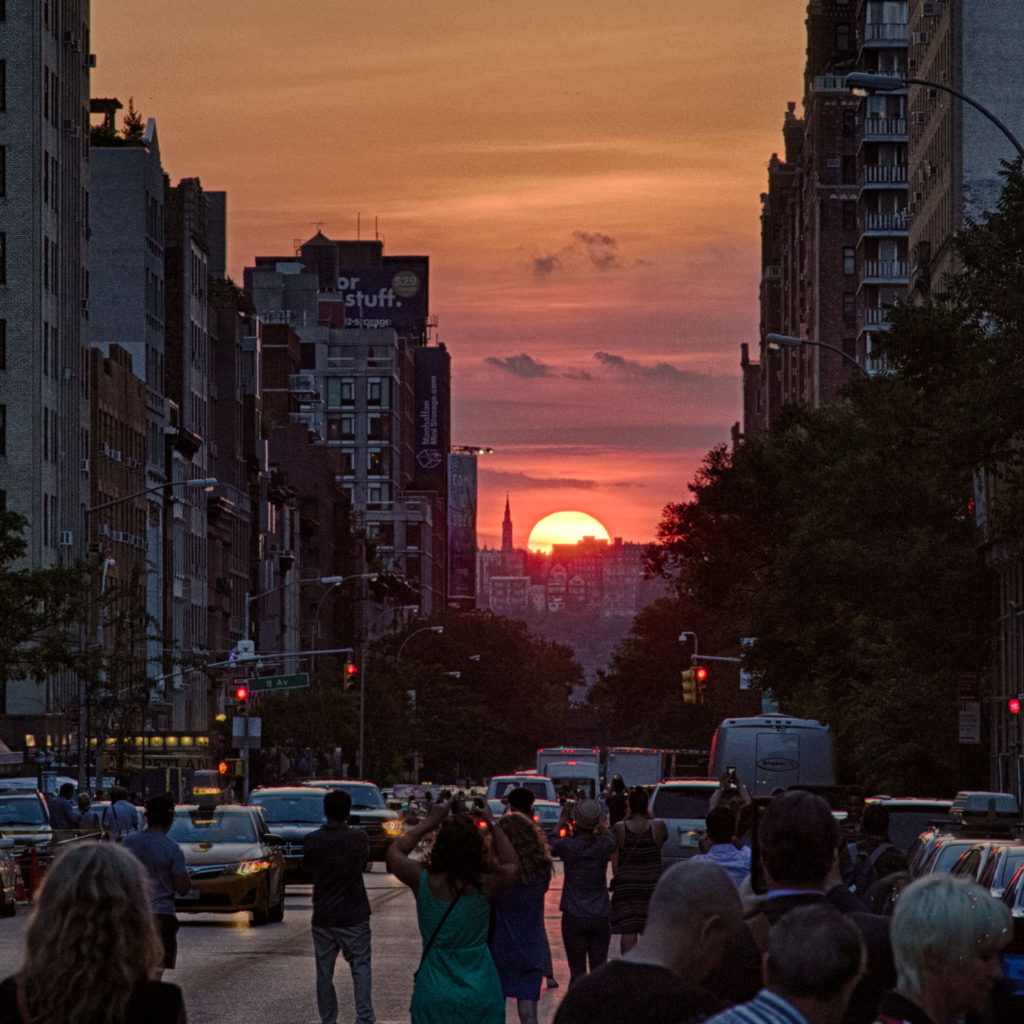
[414,887,462,981]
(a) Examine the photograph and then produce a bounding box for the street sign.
[249,672,310,693]
[959,699,981,744]
[232,716,262,749]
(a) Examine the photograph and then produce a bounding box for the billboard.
[318,264,429,332]
[412,346,451,493]
[448,453,477,607]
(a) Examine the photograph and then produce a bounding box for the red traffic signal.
[694,666,708,684]
[343,662,358,689]
[1011,697,1021,715]
[234,684,249,704]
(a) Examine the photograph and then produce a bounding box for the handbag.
[414,886,462,982]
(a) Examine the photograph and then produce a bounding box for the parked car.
[0,834,18,917]
[975,841,1024,899]
[300,780,403,866]
[948,840,1008,885]
[0,790,52,858]
[169,804,286,926]
[249,786,329,880]
[649,779,720,864]
[915,835,984,877]
[530,799,563,842]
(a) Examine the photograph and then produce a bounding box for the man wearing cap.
[550,798,616,987]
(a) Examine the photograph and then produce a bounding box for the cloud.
[532,229,621,278]
[593,351,731,386]
[484,353,553,378]
[562,369,593,381]
[478,469,599,490]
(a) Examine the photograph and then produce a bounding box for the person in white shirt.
[691,805,751,888]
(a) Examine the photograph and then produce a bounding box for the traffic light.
[1011,695,1023,715]
[343,661,358,690]
[218,760,229,776]
[695,665,709,701]
[681,668,698,704]
[234,684,249,706]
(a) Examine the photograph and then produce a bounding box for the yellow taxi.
[169,804,286,926]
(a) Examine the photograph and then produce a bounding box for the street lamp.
[846,72,1024,162]
[85,476,218,517]
[312,574,379,646]
[244,574,353,641]
[765,334,865,373]
[385,625,444,783]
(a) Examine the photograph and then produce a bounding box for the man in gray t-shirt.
[124,794,190,977]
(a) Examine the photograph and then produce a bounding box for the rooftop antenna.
[312,221,326,234]
[375,216,380,240]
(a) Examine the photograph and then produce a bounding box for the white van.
[485,773,558,804]
[708,715,835,798]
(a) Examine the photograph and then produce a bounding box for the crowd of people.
[1,776,1019,1024]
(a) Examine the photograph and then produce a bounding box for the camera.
[726,766,738,785]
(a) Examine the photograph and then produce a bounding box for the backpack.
[843,841,893,900]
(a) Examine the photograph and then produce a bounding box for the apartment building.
[0,1,92,726]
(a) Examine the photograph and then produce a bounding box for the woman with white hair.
[878,873,1010,1024]
[0,842,186,1024]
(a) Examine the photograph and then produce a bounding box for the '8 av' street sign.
[249,672,310,693]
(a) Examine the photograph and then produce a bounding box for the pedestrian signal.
[343,662,358,689]
[218,760,229,775]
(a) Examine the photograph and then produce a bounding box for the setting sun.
[527,511,612,554]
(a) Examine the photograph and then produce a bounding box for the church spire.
[502,493,513,552]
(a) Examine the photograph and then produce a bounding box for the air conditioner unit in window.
[80,458,90,473]
[63,119,80,139]
[911,111,927,125]
[911,31,929,44]
[922,1,940,15]
[62,31,79,50]
[59,530,74,547]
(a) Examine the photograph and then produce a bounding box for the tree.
[122,97,144,142]
[0,510,88,688]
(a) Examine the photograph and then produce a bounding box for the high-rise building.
[0,0,92,725]
[245,234,449,615]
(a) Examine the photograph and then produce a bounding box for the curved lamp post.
[765,333,865,373]
[846,72,1024,162]
[394,625,444,783]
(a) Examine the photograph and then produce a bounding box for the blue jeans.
[560,911,611,986]
[312,921,375,1024]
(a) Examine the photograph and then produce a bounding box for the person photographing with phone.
[387,796,518,1024]
[691,769,752,888]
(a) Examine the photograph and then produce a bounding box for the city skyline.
[91,0,809,547]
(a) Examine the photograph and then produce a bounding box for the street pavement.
[0,862,576,1024]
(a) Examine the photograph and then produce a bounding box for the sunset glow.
[91,0,810,549]
[528,512,612,554]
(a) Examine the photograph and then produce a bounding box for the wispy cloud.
[593,351,730,386]
[532,229,621,279]
[479,469,599,490]
[485,353,553,378]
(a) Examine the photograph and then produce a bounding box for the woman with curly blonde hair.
[0,842,186,1024]
[490,810,555,1024]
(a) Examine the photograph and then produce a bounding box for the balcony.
[863,305,892,327]
[862,259,908,282]
[863,22,908,46]
[864,164,908,185]
[813,75,851,93]
[288,372,318,397]
[863,117,907,140]
[863,211,908,234]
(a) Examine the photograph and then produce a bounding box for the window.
[835,23,851,53]
[367,414,390,441]
[0,320,5,370]
[367,378,390,408]
[841,156,857,185]
[843,248,856,275]
[0,232,6,285]
[842,201,857,231]
[0,61,5,111]
[327,378,354,407]
[0,146,5,196]
[0,405,6,456]
[326,415,354,442]
[367,449,390,476]
[842,110,856,139]
[842,292,857,323]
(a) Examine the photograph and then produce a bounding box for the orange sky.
[92,1,809,549]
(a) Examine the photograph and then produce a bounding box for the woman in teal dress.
[388,796,519,1024]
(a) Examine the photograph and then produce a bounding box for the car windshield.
[251,794,325,824]
[0,797,46,825]
[884,809,952,852]
[169,809,258,844]
[652,789,711,819]
[535,804,560,821]
[336,785,386,810]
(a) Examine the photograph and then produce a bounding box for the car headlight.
[382,819,403,837]
[233,859,272,876]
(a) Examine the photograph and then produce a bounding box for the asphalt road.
[0,864,575,1024]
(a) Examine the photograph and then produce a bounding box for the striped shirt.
[705,989,810,1024]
